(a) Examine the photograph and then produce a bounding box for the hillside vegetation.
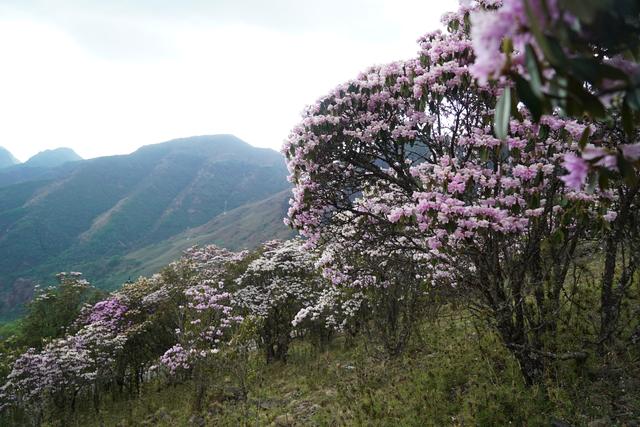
[46,319,640,426]
[0,239,637,426]
[102,190,295,289]
[0,135,291,319]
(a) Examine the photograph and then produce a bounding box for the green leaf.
[597,63,630,82]
[524,45,544,97]
[560,0,613,24]
[502,37,513,55]
[538,124,550,141]
[480,147,490,161]
[543,36,567,68]
[549,75,568,99]
[525,138,536,153]
[580,92,606,119]
[530,193,540,209]
[567,77,606,118]
[578,126,591,150]
[551,228,565,245]
[524,1,554,62]
[569,58,602,85]
[568,59,628,86]
[547,143,557,158]
[626,87,640,111]
[598,170,610,189]
[560,197,569,208]
[524,1,567,68]
[500,142,511,160]
[494,87,511,140]
[514,74,544,121]
[618,154,638,186]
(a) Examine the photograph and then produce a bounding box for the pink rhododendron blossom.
[159,344,191,374]
[560,154,589,190]
[603,211,618,222]
[621,143,640,161]
[469,9,515,85]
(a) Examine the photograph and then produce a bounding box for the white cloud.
[0,0,458,161]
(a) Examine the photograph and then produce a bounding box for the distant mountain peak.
[25,147,82,168]
[136,135,250,153]
[132,135,283,167]
[0,147,19,169]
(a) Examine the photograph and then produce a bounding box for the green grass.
[0,319,20,339]
[53,309,638,427]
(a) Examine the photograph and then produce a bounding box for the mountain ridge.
[24,147,82,168]
[0,147,19,169]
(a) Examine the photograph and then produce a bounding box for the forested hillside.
[95,190,295,290]
[0,135,291,319]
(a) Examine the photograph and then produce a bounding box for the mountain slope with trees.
[0,135,291,319]
[70,189,295,292]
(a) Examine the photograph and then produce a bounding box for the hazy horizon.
[0,0,457,162]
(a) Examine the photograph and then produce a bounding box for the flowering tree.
[1,294,129,418]
[283,6,617,382]
[301,220,443,355]
[468,0,640,351]
[0,341,92,421]
[1,245,250,419]
[93,274,185,395]
[156,245,247,375]
[234,239,325,362]
[19,272,100,349]
[292,285,366,341]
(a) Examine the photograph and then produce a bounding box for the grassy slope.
[101,190,295,289]
[57,310,638,427]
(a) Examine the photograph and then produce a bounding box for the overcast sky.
[0,0,458,161]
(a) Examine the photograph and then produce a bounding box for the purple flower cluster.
[466,0,640,183]
[84,296,128,329]
[159,344,191,375]
[2,288,130,413]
